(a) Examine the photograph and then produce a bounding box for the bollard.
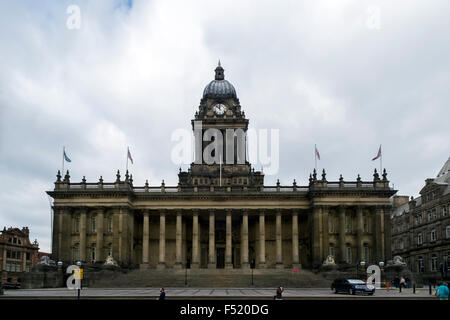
[0,284,3,296]
[413,284,416,294]
[386,280,389,292]
[429,284,432,295]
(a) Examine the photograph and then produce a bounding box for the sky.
[0,0,449,253]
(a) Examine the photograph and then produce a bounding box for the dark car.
[2,282,21,289]
[331,278,375,295]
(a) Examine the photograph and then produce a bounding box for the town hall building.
[48,63,396,273]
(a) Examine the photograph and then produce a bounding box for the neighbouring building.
[0,227,40,285]
[48,63,395,273]
[391,157,450,283]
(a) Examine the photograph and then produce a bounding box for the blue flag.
[63,150,71,162]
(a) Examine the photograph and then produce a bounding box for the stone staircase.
[85,268,331,288]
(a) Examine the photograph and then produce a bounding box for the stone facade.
[48,64,395,272]
[391,157,450,282]
[0,227,39,285]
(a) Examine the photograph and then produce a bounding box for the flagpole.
[62,146,65,174]
[126,146,129,172]
[314,144,317,171]
[380,144,382,173]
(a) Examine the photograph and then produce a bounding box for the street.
[1,287,436,299]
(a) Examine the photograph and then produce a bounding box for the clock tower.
[178,62,264,188]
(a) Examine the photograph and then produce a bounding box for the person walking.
[400,277,406,288]
[435,282,449,300]
[159,287,166,300]
[275,285,284,300]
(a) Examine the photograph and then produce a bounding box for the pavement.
[0,287,436,300]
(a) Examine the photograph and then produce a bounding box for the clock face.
[213,104,227,115]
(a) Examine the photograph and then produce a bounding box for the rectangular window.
[26,252,30,260]
[328,217,334,233]
[6,263,10,272]
[446,226,450,239]
[364,246,369,263]
[418,258,424,272]
[92,216,97,233]
[418,233,423,245]
[345,215,352,233]
[26,266,30,273]
[431,256,437,271]
[74,216,80,233]
[431,230,436,242]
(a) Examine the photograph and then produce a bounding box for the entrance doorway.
[217,248,225,269]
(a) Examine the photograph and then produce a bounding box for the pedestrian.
[159,287,166,300]
[275,285,284,300]
[400,277,406,288]
[435,282,449,300]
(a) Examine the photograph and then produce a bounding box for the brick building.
[0,227,39,285]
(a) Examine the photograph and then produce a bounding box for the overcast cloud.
[0,0,449,252]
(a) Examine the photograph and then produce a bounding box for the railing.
[55,181,390,193]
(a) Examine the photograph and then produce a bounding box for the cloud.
[0,0,449,252]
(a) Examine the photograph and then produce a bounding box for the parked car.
[331,278,375,295]
[2,282,21,289]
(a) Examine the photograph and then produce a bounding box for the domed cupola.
[203,61,237,99]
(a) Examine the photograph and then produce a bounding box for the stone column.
[356,206,364,263]
[383,206,392,262]
[208,210,216,268]
[276,209,283,269]
[96,208,104,263]
[157,210,166,269]
[225,209,233,269]
[80,208,87,262]
[192,210,200,268]
[322,206,329,262]
[312,207,321,267]
[373,206,384,264]
[259,210,266,268]
[141,210,150,269]
[241,210,249,269]
[57,208,63,260]
[175,210,183,269]
[292,210,300,268]
[338,205,346,264]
